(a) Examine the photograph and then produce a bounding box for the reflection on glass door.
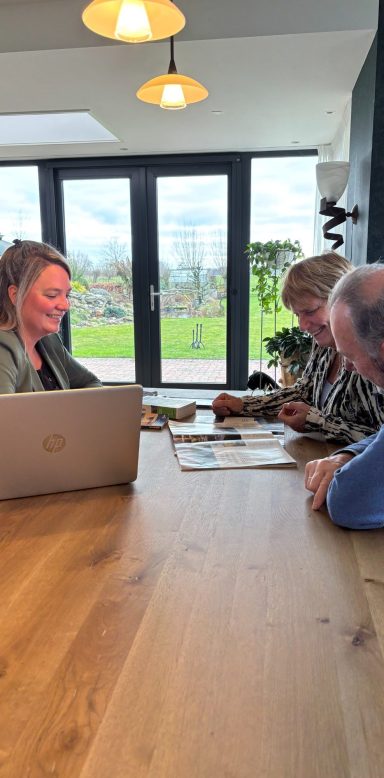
[156,175,228,384]
[62,178,135,383]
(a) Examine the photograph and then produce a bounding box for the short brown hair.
[0,239,71,331]
[281,251,352,311]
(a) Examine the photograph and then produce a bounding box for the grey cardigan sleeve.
[39,335,103,389]
[60,347,102,389]
[0,331,102,393]
[0,331,29,393]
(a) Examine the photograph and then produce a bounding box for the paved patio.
[78,356,277,385]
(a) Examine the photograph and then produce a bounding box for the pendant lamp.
[137,37,208,109]
[82,0,185,43]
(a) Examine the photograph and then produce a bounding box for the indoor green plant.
[263,326,312,386]
[245,239,304,314]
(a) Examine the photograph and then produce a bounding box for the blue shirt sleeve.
[327,427,384,529]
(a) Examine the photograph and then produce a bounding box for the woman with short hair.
[212,252,384,443]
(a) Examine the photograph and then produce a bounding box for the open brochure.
[168,415,296,470]
[169,414,284,443]
[213,415,284,431]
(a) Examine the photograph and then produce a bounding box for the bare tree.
[67,250,93,286]
[90,264,103,283]
[171,225,208,305]
[207,229,227,281]
[103,238,132,298]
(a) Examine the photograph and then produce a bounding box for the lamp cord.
[168,36,178,75]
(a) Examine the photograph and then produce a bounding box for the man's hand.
[212,393,244,416]
[305,453,354,510]
[278,401,310,431]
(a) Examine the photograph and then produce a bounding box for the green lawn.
[71,292,295,360]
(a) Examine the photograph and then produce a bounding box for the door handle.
[149,284,161,312]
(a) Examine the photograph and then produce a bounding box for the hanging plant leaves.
[245,239,304,315]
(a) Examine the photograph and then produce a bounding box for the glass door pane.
[0,165,41,245]
[156,174,228,384]
[249,155,317,381]
[62,178,135,383]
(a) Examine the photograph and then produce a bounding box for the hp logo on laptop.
[42,434,66,454]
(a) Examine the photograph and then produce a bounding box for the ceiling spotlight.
[82,0,185,43]
[316,161,358,249]
[137,37,208,109]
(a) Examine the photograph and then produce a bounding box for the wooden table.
[1,428,384,777]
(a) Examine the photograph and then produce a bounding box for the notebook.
[0,384,142,500]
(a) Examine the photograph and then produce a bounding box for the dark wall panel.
[348,0,384,265]
[368,8,384,263]
[346,37,376,265]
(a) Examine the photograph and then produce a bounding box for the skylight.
[0,111,118,145]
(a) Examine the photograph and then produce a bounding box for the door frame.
[145,159,247,388]
[38,153,251,389]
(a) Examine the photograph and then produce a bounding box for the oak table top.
[0,427,384,777]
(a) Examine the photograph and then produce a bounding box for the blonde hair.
[0,239,71,331]
[281,251,352,311]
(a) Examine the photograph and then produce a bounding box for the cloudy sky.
[0,166,41,244]
[251,156,317,253]
[0,154,317,264]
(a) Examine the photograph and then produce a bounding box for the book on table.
[142,395,196,420]
[141,410,169,431]
[168,414,296,470]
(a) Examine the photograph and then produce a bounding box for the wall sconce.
[82,0,185,43]
[137,36,208,109]
[316,161,358,249]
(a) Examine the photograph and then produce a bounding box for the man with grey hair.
[305,263,384,529]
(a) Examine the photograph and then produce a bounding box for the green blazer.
[0,331,102,393]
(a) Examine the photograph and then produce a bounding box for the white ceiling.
[0,0,378,160]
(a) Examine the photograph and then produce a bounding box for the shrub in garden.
[104,303,126,319]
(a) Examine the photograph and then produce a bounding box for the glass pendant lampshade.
[316,161,350,204]
[137,37,208,109]
[82,0,185,43]
[161,83,186,110]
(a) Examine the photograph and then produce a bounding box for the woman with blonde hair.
[0,239,102,393]
[213,251,384,443]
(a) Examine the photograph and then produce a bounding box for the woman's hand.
[212,393,244,416]
[278,401,310,431]
[305,453,353,509]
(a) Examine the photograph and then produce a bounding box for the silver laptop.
[0,385,142,500]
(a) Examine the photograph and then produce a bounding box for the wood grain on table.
[0,428,383,777]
